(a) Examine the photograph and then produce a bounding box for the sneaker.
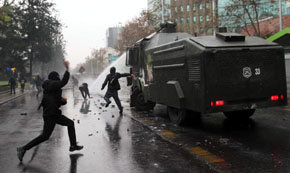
[105,101,111,108]
[17,147,26,162]
[69,145,84,152]
[119,107,123,115]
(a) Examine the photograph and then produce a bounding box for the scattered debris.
[73,119,75,121]
[111,105,115,108]
[127,129,130,131]
[219,138,230,145]
[98,118,100,120]
[20,112,27,116]
[100,103,105,106]
[99,107,102,109]
[96,131,98,133]
[77,120,80,124]
[88,134,93,136]
[112,115,115,118]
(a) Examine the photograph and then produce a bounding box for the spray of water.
[89,53,130,100]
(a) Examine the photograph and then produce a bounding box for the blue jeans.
[104,90,122,110]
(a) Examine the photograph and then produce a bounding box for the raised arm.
[47,61,70,89]
[118,73,131,78]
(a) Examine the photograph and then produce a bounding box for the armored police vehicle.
[126,22,287,125]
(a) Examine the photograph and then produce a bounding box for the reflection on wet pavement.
[79,100,90,114]
[70,153,83,173]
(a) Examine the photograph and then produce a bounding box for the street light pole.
[212,0,216,35]
[279,0,283,31]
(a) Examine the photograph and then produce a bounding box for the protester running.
[17,61,83,162]
[101,66,131,115]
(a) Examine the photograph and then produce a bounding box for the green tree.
[17,0,63,76]
[0,0,27,75]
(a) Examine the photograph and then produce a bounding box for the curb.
[124,110,223,173]
[0,92,29,105]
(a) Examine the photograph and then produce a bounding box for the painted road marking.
[188,147,225,163]
[142,120,154,125]
[160,130,177,139]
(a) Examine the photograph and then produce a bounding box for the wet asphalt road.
[0,59,289,173]
[0,90,211,173]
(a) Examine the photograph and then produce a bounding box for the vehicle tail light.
[271,95,279,101]
[211,100,225,107]
[280,95,284,100]
[215,100,225,106]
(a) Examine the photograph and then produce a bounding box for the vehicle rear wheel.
[167,106,187,125]
[223,109,255,119]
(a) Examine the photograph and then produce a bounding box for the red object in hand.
[62,97,67,100]
[64,61,69,68]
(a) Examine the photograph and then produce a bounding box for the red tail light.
[271,95,279,101]
[211,100,225,107]
[215,100,224,106]
[280,95,284,100]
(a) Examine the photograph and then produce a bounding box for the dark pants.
[79,87,89,99]
[23,115,77,150]
[21,84,25,92]
[10,85,16,94]
[104,90,122,110]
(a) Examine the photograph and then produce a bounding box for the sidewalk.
[0,88,29,105]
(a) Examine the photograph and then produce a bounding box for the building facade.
[169,0,215,36]
[106,27,122,48]
[218,0,290,33]
[148,0,290,36]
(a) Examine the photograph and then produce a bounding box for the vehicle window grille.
[188,58,200,82]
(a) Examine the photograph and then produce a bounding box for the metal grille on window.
[188,58,200,82]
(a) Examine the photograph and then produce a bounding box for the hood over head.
[48,71,60,81]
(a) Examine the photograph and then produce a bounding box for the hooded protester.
[101,66,131,115]
[17,61,83,162]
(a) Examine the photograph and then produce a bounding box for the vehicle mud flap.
[166,81,185,108]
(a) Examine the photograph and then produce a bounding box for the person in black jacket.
[101,67,131,114]
[8,76,16,94]
[17,61,83,162]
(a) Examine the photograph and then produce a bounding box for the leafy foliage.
[114,10,157,53]
[0,0,65,78]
